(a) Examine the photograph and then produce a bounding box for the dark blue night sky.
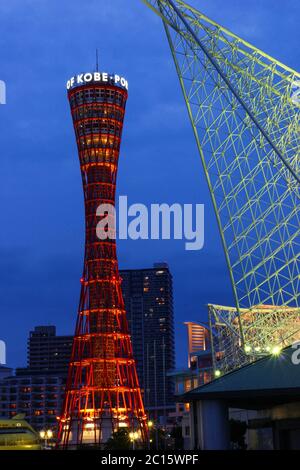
[0,0,299,369]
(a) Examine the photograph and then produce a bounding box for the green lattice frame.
[143,1,300,333]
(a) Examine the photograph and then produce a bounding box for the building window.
[185,380,192,392]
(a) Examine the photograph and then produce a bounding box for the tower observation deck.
[58,72,147,448]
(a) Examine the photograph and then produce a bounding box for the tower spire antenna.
[96,48,99,72]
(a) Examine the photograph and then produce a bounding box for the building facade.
[168,321,213,448]
[184,322,210,368]
[120,263,175,424]
[0,326,72,432]
[182,346,300,450]
[0,373,66,432]
[26,326,72,373]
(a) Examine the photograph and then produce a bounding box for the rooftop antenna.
[96,49,99,72]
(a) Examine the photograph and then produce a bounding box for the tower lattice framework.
[143,0,300,368]
[58,76,147,447]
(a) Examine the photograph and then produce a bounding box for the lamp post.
[129,431,139,450]
[39,429,53,449]
[147,421,153,450]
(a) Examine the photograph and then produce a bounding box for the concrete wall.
[190,400,230,450]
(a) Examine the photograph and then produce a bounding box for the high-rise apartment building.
[120,263,175,423]
[27,326,72,373]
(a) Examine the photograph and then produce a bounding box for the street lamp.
[147,420,154,450]
[39,429,53,449]
[129,431,139,450]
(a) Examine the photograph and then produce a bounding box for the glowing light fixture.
[271,346,282,356]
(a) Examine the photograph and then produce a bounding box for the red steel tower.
[58,72,147,448]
